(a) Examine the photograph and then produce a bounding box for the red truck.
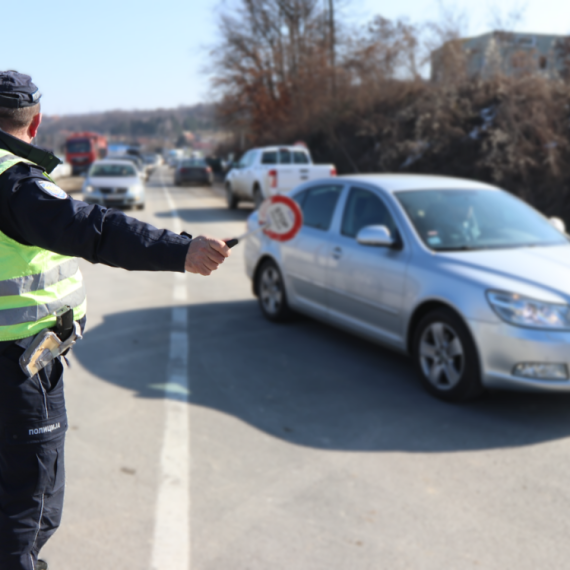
[65,132,108,175]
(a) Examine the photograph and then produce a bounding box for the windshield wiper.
[435,245,479,252]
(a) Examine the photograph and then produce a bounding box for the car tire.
[226,184,239,209]
[253,185,264,210]
[136,203,145,210]
[412,308,484,402]
[256,259,292,322]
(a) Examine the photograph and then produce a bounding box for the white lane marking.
[151,169,191,570]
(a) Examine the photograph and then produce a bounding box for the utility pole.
[328,0,335,69]
[326,0,336,97]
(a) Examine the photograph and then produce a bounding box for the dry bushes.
[213,0,570,220]
[364,76,570,220]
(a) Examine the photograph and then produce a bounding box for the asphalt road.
[43,167,570,570]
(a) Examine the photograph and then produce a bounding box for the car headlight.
[84,185,94,193]
[487,291,570,330]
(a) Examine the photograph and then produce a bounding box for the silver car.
[82,159,145,210]
[244,174,570,402]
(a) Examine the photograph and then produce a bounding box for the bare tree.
[212,0,348,146]
[425,1,469,83]
[486,0,528,32]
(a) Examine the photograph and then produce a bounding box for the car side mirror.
[549,217,566,233]
[356,225,395,247]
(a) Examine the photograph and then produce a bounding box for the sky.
[2,0,569,116]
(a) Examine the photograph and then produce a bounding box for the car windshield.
[66,139,91,154]
[90,163,137,177]
[109,155,142,169]
[395,189,568,251]
[181,159,206,167]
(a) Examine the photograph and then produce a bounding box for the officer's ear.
[27,112,42,141]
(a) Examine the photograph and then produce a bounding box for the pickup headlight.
[487,291,570,330]
[84,185,94,193]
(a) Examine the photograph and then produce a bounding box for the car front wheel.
[412,308,483,402]
[256,260,291,322]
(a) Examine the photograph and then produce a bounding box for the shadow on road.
[74,300,570,453]
[154,206,252,223]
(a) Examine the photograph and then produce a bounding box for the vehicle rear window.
[293,151,309,164]
[261,152,277,165]
[296,185,343,231]
[279,149,292,164]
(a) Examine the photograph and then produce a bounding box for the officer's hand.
[185,235,230,276]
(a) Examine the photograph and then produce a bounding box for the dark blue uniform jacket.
[0,129,190,272]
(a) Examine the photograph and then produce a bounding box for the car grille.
[98,187,128,194]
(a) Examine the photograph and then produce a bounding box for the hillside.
[37,103,218,152]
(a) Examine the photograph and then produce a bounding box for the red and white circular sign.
[258,195,303,242]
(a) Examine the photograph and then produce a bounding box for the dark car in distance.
[174,158,213,186]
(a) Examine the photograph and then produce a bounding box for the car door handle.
[332,246,342,260]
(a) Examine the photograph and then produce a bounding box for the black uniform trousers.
[0,343,67,570]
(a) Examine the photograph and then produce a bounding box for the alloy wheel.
[260,266,283,316]
[419,322,465,391]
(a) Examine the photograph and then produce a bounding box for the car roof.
[254,146,309,153]
[92,159,138,167]
[335,174,500,193]
[105,156,142,165]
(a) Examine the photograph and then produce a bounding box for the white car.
[225,145,336,209]
[245,174,570,402]
[82,159,145,210]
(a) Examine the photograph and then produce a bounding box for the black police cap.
[0,71,41,109]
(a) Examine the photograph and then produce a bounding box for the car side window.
[293,189,307,208]
[341,187,397,238]
[262,151,277,165]
[279,149,292,164]
[293,151,309,164]
[299,185,343,231]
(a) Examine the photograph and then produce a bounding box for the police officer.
[0,71,230,570]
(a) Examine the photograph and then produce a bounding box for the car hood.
[86,176,140,187]
[434,244,570,303]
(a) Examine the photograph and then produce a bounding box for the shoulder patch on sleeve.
[36,180,68,200]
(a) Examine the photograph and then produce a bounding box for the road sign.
[225,195,303,248]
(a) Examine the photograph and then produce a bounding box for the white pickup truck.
[224,146,336,208]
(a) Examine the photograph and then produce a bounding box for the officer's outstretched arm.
[185,235,230,276]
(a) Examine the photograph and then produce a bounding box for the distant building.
[431,31,570,82]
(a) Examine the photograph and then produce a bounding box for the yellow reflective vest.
[0,149,86,341]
